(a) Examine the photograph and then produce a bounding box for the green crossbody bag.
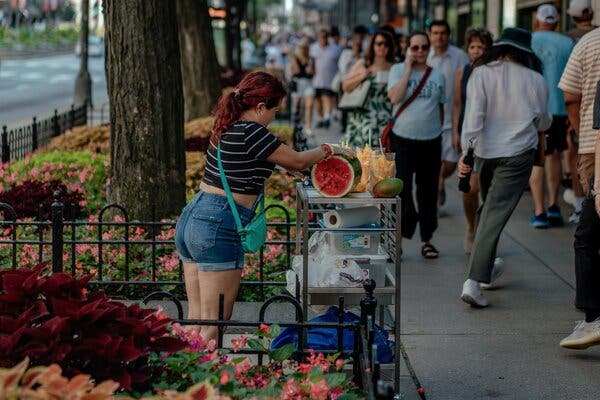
[217,143,267,253]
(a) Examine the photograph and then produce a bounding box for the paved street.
[310,120,600,399]
[0,53,108,127]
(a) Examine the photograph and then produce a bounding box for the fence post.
[1,126,9,163]
[53,109,60,137]
[31,117,38,151]
[360,279,377,329]
[51,190,64,273]
[70,104,75,129]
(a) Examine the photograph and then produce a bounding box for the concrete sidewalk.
[310,120,598,399]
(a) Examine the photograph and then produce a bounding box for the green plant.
[125,323,362,400]
[1,151,109,214]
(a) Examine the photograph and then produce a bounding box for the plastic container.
[326,223,382,256]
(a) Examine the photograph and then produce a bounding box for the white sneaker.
[560,318,600,349]
[461,279,489,308]
[568,211,581,224]
[563,188,575,207]
[479,257,505,290]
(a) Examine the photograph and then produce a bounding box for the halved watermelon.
[311,155,362,197]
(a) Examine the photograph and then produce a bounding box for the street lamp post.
[74,0,92,109]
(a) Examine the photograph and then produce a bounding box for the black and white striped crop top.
[203,121,282,195]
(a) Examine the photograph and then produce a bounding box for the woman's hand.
[595,193,600,218]
[404,54,415,73]
[323,143,356,159]
[457,155,472,178]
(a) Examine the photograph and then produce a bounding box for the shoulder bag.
[217,144,267,253]
[338,66,372,111]
[381,66,432,152]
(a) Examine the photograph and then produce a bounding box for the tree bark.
[176,0,222,121]
[104,0,186,220]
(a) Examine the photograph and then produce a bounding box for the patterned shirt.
[204,121,282,194]
[558,28,600,154]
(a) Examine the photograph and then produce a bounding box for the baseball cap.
[536,4,559,24]
[567,0,593,17]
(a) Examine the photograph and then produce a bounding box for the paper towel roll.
[323,206,380,228]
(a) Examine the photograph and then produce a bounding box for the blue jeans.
[175,191,254,271]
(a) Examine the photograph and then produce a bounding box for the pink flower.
[297,363,312,374]
[335,359,345,371]
[309,379,330,400]
[281,378,301,399]
[220,370,231,385]
[231,335,248,352]
[331,386,343,400]
[234,357,251,376]
[259,323,270,335]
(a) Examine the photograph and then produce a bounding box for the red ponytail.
[211,71,287,144]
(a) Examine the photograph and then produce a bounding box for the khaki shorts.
[577,153,595,195]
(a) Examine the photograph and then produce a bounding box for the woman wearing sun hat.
[458,28,552,308]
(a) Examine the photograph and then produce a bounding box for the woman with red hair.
[175,71,351,340]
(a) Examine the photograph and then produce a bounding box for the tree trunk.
[176,0,222,121]
[104,0,186,220]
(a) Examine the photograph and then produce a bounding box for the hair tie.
[233,88,242,100]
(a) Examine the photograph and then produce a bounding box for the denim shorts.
[175,191,254,271]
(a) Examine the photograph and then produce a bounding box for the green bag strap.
[217,143,264,232]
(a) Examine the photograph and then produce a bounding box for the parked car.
[75,35,104,57]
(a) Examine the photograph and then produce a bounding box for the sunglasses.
[410,44,430,52]
[374,41,389,47]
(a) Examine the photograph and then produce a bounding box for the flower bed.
[0,266,364,399]
[0,122,298,301]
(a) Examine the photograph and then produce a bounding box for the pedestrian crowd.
[281,0,600,350]
[176,0,600,352]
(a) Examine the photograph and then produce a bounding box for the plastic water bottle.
[458,147,475,193]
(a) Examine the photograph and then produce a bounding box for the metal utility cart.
[294,182,402,392]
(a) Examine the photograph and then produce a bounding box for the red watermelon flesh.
[311,155,362,197]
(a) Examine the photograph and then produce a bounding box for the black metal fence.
[0,191,293,301]
[142,282,396,400]
[1,104,87,163]
[0,192,409,399]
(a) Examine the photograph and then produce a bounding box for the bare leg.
[198,269,243,342]
[438,161,457,207]
[183,262,202,331]
[529,165,545,215]
[322,95,334,121]
[462,173,479,253]
[304,95,314,133]
[463,172,480,233]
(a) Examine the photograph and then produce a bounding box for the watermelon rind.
[311,155,362,197]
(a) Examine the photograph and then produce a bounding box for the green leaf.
[270,323,281,338]
[269,343,295,362]
[248,338,266,352]
[326,372,349,388]
[336,394,361,400]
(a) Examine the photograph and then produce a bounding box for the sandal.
[421,243,439,259]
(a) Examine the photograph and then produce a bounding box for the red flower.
[259,323,270,335]
[220,370,231,385]
[309,379,330,400]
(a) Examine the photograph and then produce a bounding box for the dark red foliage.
[0,263,185,390]
[184,136,211,152]
[0,179,84,220]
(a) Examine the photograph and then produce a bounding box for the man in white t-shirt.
[309,29,342,130]
[427,20,469,208]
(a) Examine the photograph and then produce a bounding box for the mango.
[372,178,403,198]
